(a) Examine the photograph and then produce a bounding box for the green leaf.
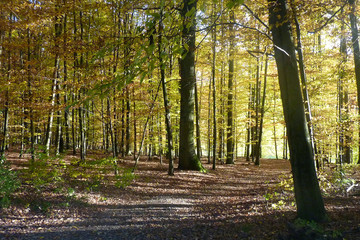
[185,6,196,18]
[184,42,189,51]
[148,12,161,20]
[226,0,244,9]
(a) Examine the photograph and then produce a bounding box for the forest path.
[1,155,359,239]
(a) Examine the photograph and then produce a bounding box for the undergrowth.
[0,156,20,208]
[264,164,358,211]
[16,153,136,213]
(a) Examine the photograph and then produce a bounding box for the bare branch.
[309,3,346,34]
[242,3,269,29]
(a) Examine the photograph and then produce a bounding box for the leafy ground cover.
[0,150,360,239]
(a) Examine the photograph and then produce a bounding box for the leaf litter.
[0,151,359,239]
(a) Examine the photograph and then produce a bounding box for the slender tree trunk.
[195,80,202,160]
[210,3,217,170]
[1,94,9,158]
[132,81,162,171]
[20,102,25,158]
[27,28,35,165]
[218,67,225,164]
[78,11,86,163]
[126,87,131,155]
[245,84,252,162]
[268,0,327,222]
[107,97,116,158]
[226,10,235,164]
[158,8,174,174]
[250,84,256,161]
[207,78,212,164]
[133,86,137,158]
[255,55,268,165]
[253,44,261,163]
[44,77,57,156]
[273,82,279,159]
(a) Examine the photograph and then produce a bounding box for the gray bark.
[268,0,327,222]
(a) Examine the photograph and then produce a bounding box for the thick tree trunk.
[178,0,205,171]
[268,0,327,222]
[348,0,360,164]
[290,0,318,167]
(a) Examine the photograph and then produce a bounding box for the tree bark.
[158,5,174,175]
[348,0,360,164]
[27,28,35,166]
[212,5,217,170]
[338,17,351,164]
[178,0,205,171]
[226,10,235,164]
[195,80,202,160]
[290,0,318,167]
[255,54,268,166]
[268,0,327,222]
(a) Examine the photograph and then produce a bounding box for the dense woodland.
[1,0,360,239]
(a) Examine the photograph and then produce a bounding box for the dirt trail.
[1,154,359,239]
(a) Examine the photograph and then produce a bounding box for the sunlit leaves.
[226,0,245,10]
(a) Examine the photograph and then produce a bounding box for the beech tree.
[348,0,360,164]
[178,0,205,171]
[268,0,327,221]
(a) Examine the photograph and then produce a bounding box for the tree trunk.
[133,86,137,158]
[78,10,86,163]
[158,5,174,175]
[226,10,235,164]
[195,80,201,160]
[273,82,279,159]
[207,73,212,164]
[290,0,318,167]
[27,28,35,165]
[253,45,261,163]
[212,7,217,170]
[348,0,360,164]
[255,54,268,166]
[126,87,131,155]
[245,84,252,162]
[268,0,327,222]
[107,97,116,158]
[338,17,351,164]
[0,23,10,158]
[178,0,205,171]
[1,95,9,158]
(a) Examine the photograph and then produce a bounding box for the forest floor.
[1,150,360,240]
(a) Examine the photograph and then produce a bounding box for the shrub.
[0,156,20,208]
